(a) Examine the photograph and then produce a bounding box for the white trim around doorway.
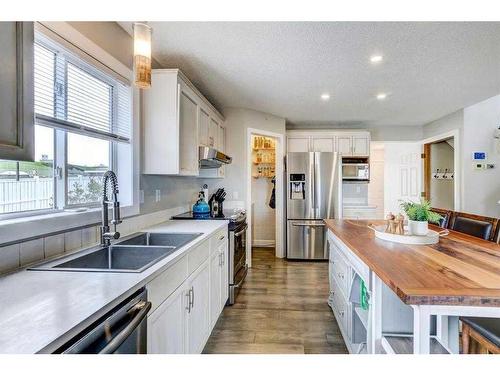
[246,128,286,267]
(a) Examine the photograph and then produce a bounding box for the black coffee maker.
[208,188,226,217]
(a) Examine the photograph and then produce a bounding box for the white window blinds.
[34,38,132,143]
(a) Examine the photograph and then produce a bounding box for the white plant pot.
[408,220,428,236]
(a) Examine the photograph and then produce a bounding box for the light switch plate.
[155,189,161,202]
[139,190,144,204]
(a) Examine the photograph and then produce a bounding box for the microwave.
[342,163,369,181]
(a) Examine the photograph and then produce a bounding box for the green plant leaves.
[399,199,443,223]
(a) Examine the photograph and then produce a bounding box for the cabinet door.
[209,250,221,330]
[0,22,34,161]
[287,137,310,152]
[336,136,352,156]
[208,118,219,148]
[311,137,335,152]
[179,85,199,175]
[220,241,229,307]
[352,136,369,156]
[218,125,225,152]
[186,260,210,353]
[199,108,210,146]
[147,286,187,354]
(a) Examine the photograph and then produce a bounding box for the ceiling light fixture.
[376,93,387,100]
[321,93,330,101]
[133,22,152,89]
[370,54,383,64]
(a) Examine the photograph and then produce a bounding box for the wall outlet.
[139,190,145,204]
[155,189,161,202]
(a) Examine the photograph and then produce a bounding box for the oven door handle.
[234,224,248,237]
[98,301,151,354]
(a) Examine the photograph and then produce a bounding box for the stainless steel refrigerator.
[286,152,343,259]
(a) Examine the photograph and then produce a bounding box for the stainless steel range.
[171,209,247,305]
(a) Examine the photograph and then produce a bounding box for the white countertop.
[0,219,228,354]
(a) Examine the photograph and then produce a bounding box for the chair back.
[430,207,452,228]
[449,211,499,242]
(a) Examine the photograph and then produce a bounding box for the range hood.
[199,146,232,169]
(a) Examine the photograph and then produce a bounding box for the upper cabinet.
[143,69,225,176]
[0,22,35,161]
[287,131,370,157]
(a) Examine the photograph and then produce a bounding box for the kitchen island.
[324,219,500,354]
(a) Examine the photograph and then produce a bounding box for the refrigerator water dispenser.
[289,173,306,200]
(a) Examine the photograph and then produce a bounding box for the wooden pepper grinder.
[385,212,395,233]
[395,213,405,235]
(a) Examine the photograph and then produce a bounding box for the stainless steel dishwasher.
[57,288,151,354]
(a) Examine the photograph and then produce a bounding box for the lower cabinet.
[146,227,229,354]
[148,285,186,354]
[186,259,210,353]
[209,240,229,330]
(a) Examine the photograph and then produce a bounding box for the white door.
[209,250,221,330]
[147,286,187,354]
[383,143,422,216]
[179,86,199,175]
[208,118,219,148]
[311,137,335,152]
[199,108,210,146]
[337,136,352,156]
[186,260,210,353]
[352,137,369,156]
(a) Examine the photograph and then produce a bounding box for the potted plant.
[399,199,442,236]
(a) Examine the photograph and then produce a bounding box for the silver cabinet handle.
[218,252,222,266]
[98,301,151,354]
[219,235,225,241]
[186,290,191,312]
[190,286,194,310]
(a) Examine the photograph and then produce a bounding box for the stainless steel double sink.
[29,232,202,273]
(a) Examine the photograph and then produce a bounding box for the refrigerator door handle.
[291,222,325,227]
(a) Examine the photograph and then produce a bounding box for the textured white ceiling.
[119,22,500,127]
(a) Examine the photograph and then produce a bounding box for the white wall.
[462,95,500,217]
[213,108,286,206]
[422,96,500,217]
[429,141,454,210]
[251,178,276,246]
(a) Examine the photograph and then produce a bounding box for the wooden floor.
[203,247,348,354]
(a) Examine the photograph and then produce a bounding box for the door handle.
[190,286,194,310]
[186,290,191,312]
[292,223,325,227]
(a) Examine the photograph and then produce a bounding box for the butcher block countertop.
[324,219,500,307]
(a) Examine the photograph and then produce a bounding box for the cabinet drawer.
[329,243,350,299]
[188,240,210,274]
[331,278,349,335]
[147,255,188,313]
[210,227,227,255]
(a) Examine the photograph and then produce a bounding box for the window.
[0,33,132,217]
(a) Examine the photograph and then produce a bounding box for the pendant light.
[133,22,152,89]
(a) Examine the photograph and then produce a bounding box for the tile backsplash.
[0,206,188,276]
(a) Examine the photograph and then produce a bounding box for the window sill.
[0,204,139,246]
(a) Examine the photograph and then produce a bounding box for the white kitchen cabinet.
[178,82,199,175]
[311,137,335,152]
[148,286,186,354]
[199,108,210,147]
[209,249,222,330]
[0,22,35,161]
[336,136,353,155]
[143,69,225,175]
[287,137,310,152]
[186,259,210,354]
[208,118,219,148]
[352,136,369,156]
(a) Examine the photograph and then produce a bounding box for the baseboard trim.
[252,240,275,247]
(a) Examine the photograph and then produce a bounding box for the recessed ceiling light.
[321,93,330,101]
[370,54,383,64]
[376,93,387,100]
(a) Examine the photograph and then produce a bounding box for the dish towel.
[269,177,276,209]
[360,279,369,310]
